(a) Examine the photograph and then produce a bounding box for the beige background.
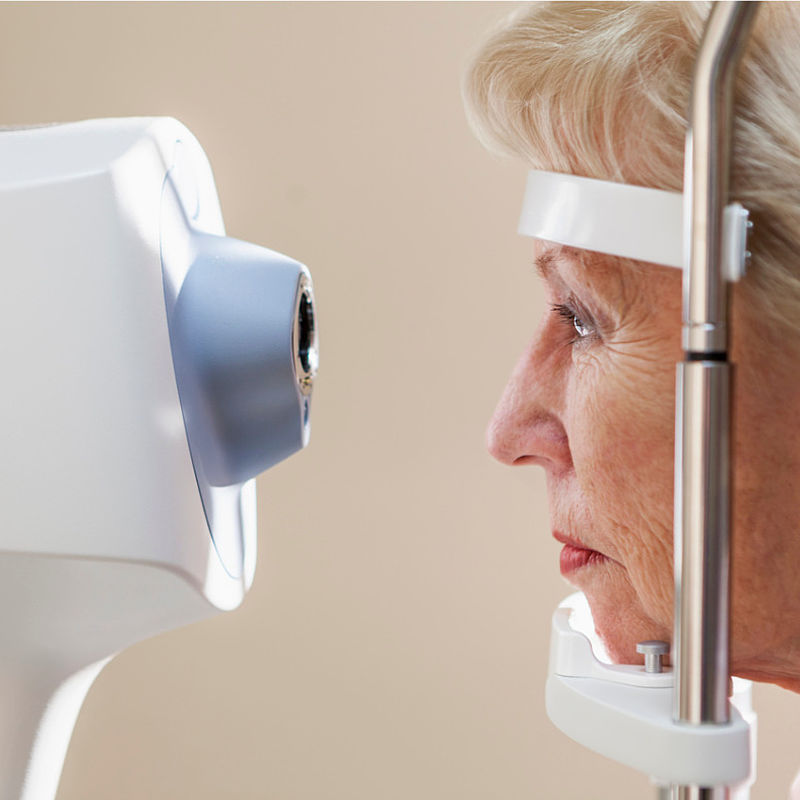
[1,3,799,799]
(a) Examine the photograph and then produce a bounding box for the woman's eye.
[551,302,594,341]
[572,314,590,338]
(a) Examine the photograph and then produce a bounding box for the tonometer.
[0,117,317,800]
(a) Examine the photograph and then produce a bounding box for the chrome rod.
[682,1,759,356]
[673,2,758,798]
[674,363,732,800]
[674,787,728,800]
[675,361,731,723]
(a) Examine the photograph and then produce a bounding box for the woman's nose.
[486,343,571,471]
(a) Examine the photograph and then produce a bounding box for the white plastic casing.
[518,170,750,280]
[0,118,256,800]
[547,594,756,793]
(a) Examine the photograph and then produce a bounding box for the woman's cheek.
[570,351,675,625]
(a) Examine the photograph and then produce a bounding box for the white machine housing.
[0,118,312,800]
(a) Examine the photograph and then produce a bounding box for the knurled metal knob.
[636,640,670,674]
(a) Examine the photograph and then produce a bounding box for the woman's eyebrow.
[535,244,623,290]
[534,248,559,281]
[534,245,576,285]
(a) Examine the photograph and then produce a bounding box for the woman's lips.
[559,544,608,574]
[553,532,609,576]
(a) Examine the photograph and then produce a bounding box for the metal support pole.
[673,2,758,798]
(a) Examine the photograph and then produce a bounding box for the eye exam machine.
[517,3,758,798]
[0,117,317,800]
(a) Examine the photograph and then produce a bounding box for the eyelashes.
[550,300,596,342]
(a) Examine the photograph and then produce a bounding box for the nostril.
[487,405,571,469]
[486,415,517,466]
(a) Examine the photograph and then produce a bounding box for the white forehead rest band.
[518,170,750,280]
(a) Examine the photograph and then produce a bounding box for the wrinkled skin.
[488,239,800,690]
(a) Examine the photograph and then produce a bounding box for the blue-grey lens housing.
[160,162,316,577]
[170,233,313,487]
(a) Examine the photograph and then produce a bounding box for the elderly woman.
[464,1,800,692]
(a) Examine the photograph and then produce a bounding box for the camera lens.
[298,290,314,373]
[294,275,317,396]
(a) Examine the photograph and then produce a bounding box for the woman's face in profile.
[487,239,684,663]
[488,237,800,682]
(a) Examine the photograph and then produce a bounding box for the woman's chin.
[581,587,672,665]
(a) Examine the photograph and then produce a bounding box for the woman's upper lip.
[553,530,601,553]
[552,530,620,565]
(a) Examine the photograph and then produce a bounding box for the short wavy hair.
[463,2,800,338]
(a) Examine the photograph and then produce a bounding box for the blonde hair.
[463,2,800,338]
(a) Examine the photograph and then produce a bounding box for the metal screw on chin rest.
[636,640,670,674]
